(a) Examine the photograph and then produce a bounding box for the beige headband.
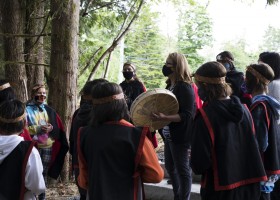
[0,83,11,91]
[32,85,45,91]
[92,93,124,105]
[0,112,26,123]
[194,74,226,84]
[246,66,270,85]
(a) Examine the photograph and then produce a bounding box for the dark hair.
[0,100,26,135]
[80,78,108,96]
[0,80,16,103]
[195,61,232,101]
[216,51,234,61]
[216,51,235,71]
[245,63,274,94]
[79,78,109,105]
[90,82,129,126]
[259,52,280,80]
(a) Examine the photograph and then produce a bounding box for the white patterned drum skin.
[130,88,179,131]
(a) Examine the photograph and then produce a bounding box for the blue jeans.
[164,139,192,200]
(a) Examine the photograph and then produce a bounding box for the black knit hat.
[216,51,234,62]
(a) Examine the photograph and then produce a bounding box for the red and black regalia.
[77,120,148,200]
[191,96,267,200]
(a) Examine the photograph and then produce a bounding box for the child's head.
[80,78,108,102]
[245,63,274,94]
[194,61,232,102]
[258,52,280,80]
[0,100,26,135]
[31,83,47,104]
[90,82,129,126]
[0,80,15,103]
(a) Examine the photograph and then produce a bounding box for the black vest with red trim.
[250,101,280,176]
[78,122,147,200]
[0,141,35,200]
[198,106,266,191]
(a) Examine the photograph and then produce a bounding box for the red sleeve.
[192,83,203,109]
[19,128,32,141]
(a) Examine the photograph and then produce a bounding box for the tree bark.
[0,0,28,102]
[25,0,45,98]
[48,0,79,181]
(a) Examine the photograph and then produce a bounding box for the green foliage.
[221,39,258,72]
[176,1,213,71]
[124,4,168,89]
[260,25,280,52]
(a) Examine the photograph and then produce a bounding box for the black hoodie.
[69,101,93,169]
[191,96,266,199]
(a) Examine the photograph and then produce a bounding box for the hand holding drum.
[130,88,179,131]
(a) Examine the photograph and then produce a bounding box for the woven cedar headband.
[246,66,270,85]
[0,112,26,123]
[194,74,226,84]
[0,83,11,91]
[32,84,45,91]
[92,93,124,105]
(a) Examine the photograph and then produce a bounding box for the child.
[246,63,280,200]
[191,61,267,200]
[0,100,45,200]
[77,82,163,200]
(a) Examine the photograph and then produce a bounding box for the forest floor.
[46,134,164,199]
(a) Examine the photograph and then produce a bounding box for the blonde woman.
[153,52,196,200]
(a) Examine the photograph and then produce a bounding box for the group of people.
[0,82,68,200]
[0,50,280,200]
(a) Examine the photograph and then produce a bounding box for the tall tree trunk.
[48,0,79,182]
[0,0,28,102]
[25,0,45,98]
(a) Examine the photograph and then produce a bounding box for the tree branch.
[88,0,145,81]
[79,46,103,76]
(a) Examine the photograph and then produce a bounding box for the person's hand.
[41,123,53,133]
[151,112,167,121]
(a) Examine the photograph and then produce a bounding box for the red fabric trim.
[20,141,35,200]
[244,104,256,134]
[56,114,65,132]
[105,119,134,127]
[250,101,270,129]
[215,176,267,191]
[142,83,147,92]
[19,129,32,141]
[50,139,61,166]
[192,83,203,109]
[198,108,215,146]
[77,127,88,170]
[133,127,148,200]
[198,108,267,191]
[266,169,280,176]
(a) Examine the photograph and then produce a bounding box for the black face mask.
[34,95,46,103]
[162,65,174,77]
[198,88,208,102]
[244,82,254,94]
[123,71,134,80]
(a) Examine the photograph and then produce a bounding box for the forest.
[0,0,279,182]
